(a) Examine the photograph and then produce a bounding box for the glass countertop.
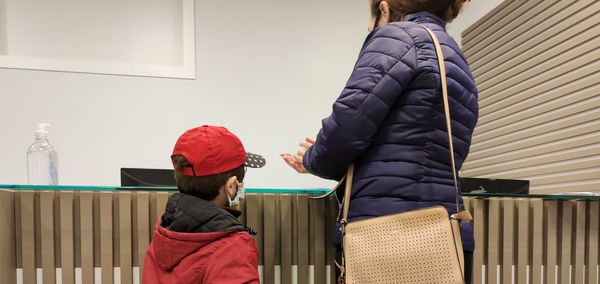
[1,185,598,200]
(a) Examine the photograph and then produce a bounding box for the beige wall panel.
[532,182,600,195]
[487,198,500,284]
[485,156,600,180]
[0,190,16,284]
[59,192,75,284]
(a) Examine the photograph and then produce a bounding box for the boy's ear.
[225,176,238,197]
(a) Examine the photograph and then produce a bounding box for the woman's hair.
[172,155,246,201]
[371,0,469,23]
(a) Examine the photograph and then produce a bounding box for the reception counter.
[0,185,598,284]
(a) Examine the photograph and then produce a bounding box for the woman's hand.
[281,137,315,174]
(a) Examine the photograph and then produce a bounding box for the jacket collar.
[403,11,446,29]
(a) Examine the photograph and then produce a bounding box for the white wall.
[0,0,502,189]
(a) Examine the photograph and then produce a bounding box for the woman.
[281,0,477,282]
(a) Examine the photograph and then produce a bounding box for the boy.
[143,125,265,284]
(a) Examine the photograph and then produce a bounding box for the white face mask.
[228,179,244,207]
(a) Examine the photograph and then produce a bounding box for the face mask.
[228,179,245,207]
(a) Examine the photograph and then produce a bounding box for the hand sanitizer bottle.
[26,123,59,185]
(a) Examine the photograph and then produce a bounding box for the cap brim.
[245,152,266,168]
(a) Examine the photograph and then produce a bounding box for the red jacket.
[142,193,260,284]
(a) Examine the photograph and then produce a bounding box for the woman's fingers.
[306,137,316,144]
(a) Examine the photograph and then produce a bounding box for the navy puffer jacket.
[303,12,478,251]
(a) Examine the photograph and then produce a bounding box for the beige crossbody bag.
[314,27,472,284]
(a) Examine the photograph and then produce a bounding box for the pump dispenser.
[27,123,59,185]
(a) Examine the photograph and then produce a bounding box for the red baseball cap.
[171,125,265,176]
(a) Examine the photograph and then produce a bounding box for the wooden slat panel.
[467,0,571,69]
[487,198,500,284]
[473,2,599,81]
[476,78,599,135]
[544,200,558,284]
[587,201,599,284]
[531,199,543,284]
[280,195,293,284]
[468,120,599,161]
[21,191,36,284]
[245,194,262,267]
[560,201,574,284]
[40,191,55,284]
[573,201,586,284]
[59,191,75,284]
[296,195,309,284]
[501,198,514,284]
[472,97,600,147]
[466,132,599,170]
[136,191,150,281]
[79,192,94,284]
[154,192,169,222]
[0,190,16,284]
[100,192,113,284]
[462,144,600,177]
[327,196,338,284]
[313,198,326,284]
[472,198,485,284]
[119,192,132,284]
[484,156,600,180]
[516,199,529,284]
[461,0,521,51]
[263,194,276,284]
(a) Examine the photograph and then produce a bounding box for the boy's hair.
[172,155,246,201]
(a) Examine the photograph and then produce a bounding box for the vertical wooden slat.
[100,192,113,284]
[119,192,132,284]
[544,200,558,284]
[587,201,599,284]
[560,200,574,284]
[488,198,501,284]
[573,201,586,284]
[313,198,326,284]
[0,190,16,284]
[531,199,544,284]
[40,191,55,284]
[136,192,150,281]
[21,191,36,284]
[79,192,94,284]
[263,194,276,284]
[59,191,75,284]
[155,192,169,221]
[280,195,293,284]
[327,196,338,284]
[245,194,262,279]
[297,195,309,284]
[472,198,485,284]
[502,198,515,284]
[517,199,530,284]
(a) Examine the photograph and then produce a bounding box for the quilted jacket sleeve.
[303,25,418,180]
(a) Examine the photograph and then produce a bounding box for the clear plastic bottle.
[26,123,59,185]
